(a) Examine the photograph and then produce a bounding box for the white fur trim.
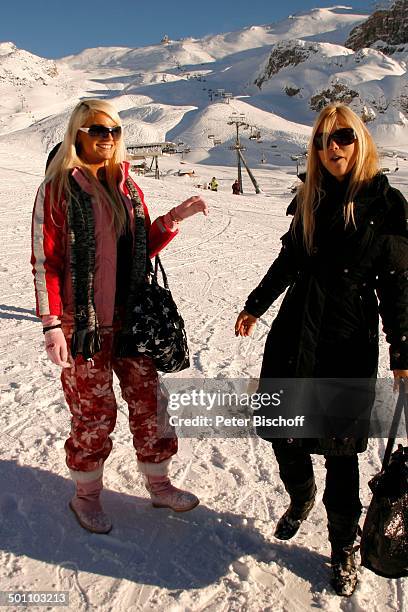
[137,458,171,476]
[69,467,103,483]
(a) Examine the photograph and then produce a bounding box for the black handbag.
[115,178,190,373]
[360,383,408,578]
[117,255,190,373]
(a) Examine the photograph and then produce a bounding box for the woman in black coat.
[235,103,408,596]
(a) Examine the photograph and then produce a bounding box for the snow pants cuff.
[69,466,104,483]
[137,458,172,476]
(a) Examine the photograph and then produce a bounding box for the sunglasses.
[78,124,122,140]
[313,127,357,151]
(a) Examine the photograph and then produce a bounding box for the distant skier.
[232,179,240,195]
[235,103,408,597]
[209,177,218,191]
[31,99,208,534]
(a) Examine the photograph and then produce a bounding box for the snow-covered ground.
[0,138,407,611]
[1,3,408,610]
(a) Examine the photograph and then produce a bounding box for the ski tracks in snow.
[0,160,406,611]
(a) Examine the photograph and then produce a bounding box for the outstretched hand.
[174,196,208,220]
[235,310,258,337]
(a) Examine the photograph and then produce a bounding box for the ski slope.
[0,136,407,612]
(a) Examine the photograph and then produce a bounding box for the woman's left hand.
[173,196,208,220]
[392,369,408,392]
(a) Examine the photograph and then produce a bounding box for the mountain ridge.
[0,5,407,159]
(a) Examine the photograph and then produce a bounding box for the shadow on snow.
[0,460,330,591]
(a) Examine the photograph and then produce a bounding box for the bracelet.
[161,214,178,232]
[43,324,62,334]
[169,207,183,223]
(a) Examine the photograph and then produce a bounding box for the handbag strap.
[124,178,169,290]
[382,381,408,470]
[154,255,169,289]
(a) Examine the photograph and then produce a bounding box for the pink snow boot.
[69,476,112,534]
[144,474,199,512]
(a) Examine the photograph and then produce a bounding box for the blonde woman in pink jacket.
[31,99,208,534]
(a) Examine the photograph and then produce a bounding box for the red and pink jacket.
[31,162,178,326]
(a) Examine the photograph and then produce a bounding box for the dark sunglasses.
[78,124,122,140]
[313,127,357,151]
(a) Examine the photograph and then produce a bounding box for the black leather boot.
[327,511,360,597]
[274,478,317,540]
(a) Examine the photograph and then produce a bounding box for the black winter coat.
[245,172,408,454]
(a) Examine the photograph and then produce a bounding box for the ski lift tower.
[227,114,247,194]
[290,152,308,177]
[227,114,261,194]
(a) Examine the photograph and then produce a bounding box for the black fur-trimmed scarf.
[67,175,148,360]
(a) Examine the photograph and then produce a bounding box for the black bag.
[116,255,190,373]
[360,384,408,578]
[115,179,190,373]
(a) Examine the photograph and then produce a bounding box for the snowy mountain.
[0,5,407,161]
[0,42,58,85]
[59,7,367,70]
[346,0,408,52]
[254,38,408,140]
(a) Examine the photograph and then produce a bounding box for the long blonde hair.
[46,99,127,235]
[294,103,380,253]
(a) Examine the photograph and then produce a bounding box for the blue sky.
[2,1,373,58]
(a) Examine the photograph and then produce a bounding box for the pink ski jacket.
[31,162,178,326]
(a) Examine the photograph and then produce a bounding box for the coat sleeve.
[375,187,408,370]
[244,227,299,318]
[127,178,179,258]
[30,181,67,317]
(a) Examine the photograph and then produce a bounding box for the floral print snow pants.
[61,326,178,472]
